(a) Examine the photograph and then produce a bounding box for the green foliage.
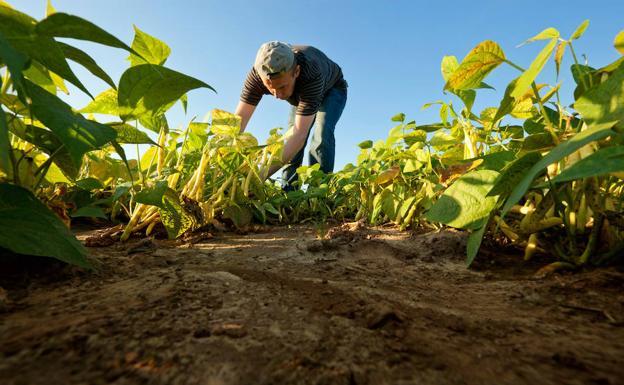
[0,183,90,268]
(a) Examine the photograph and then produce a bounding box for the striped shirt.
[240,45,347,116]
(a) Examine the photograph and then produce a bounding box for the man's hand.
[234,101,256,133]
[264,113,315,179]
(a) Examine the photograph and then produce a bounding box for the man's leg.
[281,106,313,190]
[308,87,347,173]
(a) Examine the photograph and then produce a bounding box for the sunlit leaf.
[80,88,119,115]
[522,27,559,44]
[554,41,567,77]
[128,25,171,66]
[445,41,505,90]
[570,20,589,41]
[26,80,117,167]
[118,64,214,122]
[107,122,157,145]
[211,109,241,136]
[391,112,405,122]
[441,55,458,82]
[510,38,557,99]
[615,30,624,55]
[45,0,56,16]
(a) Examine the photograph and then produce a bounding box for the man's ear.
[294,65,301,79]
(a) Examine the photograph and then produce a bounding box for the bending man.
[235,41,348,189]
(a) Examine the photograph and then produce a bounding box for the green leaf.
[510,38,557,99]
[430,131,457,148]
[70,205,107,219]
[391,112,405,122]
[25,80,117,168]
[23,60,56,94]
[80,88,119,115]
[477,150,516,171]
[223,205,253,230]
[488,152,542,197]
[500,126,615,216]
[615,30,624,55]
[134,180,169,207]
[107,122,157,145]
[520,132,555,151]
[8,122,78,178]
[75,177,103,191]
[445,40,505,91]
[551,146,624,183]
[358,140,373,149]
[0,7,92,97]
[0,183,90,268]
[159,189,196,238]
[58,42,116,89]
[0,30,28,96]
[441,55,459,82]
[36,13,135,53]
[493,78,519,123]
[575,62,624,130]
[128,25,171,66]
[0,107,9,173]
[523,27,560,44]
[570,20,590,41]
[117,64,215,122]
[466,218,488,267]
[425,170,500,230]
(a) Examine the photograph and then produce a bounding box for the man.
[235,41,348,189]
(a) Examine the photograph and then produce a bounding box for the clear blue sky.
[15,0,624,170]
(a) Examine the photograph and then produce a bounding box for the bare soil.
[1,224,623,385]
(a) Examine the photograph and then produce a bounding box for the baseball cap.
[254,41,295,79]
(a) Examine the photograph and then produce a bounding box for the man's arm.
[265,113,315,178]
[234,101,257,133]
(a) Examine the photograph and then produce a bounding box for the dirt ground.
[1,223,623,385]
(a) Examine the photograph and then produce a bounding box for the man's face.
[262,65,300,100]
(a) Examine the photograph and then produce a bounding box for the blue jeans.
[282,86,347,189]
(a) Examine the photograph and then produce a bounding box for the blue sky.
[15,0,624,170]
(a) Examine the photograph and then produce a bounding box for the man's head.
[254,41,300,100]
